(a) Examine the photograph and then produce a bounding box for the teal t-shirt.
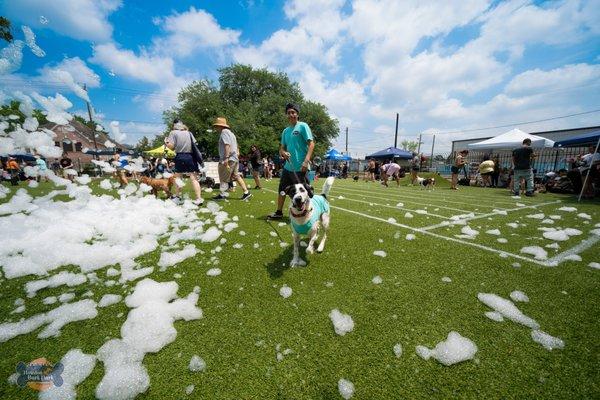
[281,121,313,172]
[291,195,329,235]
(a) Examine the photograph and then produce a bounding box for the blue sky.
[1,0,599,156]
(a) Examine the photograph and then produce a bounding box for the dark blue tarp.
[554,129,600,147]
[324,148,351,161]
[366,147,413,160]
[8,153,36,161]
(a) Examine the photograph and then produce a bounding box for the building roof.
[40,119,128,150]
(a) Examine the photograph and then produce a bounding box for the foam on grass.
[188,355,206,372]
[98,294,122,308]
[415,331,478,366]
[338,378,355,399]
[373,250,387,257]
[478,293,539,329]
[39,349,96,400]
[520,246,548,260]
[531,330,565,351]
[279,285,292,298]
[509,290,529,303]
[330,309,354,336]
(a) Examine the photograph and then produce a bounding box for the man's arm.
[302,140,315,172]
[222,144,230,164]
[279,143,289,160]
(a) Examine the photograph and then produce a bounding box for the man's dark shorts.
[279,168,307,194]
[451,166,459,174]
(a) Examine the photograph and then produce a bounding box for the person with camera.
[164,119,204,205]
[268,103,314,220]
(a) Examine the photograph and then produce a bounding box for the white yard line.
[337,183,540,207]
[419,200,563,231]
[331,195,451,219]
[544,235,600,266]
[332,186,490,213]
[328,204,548,266]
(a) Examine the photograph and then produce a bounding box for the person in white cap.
[212,117,252,201]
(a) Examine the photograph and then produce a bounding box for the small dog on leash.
[283,177,335,267]
[416,176,436,190]
[140,175,175,198]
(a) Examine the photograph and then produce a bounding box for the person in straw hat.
[212,117,252,201]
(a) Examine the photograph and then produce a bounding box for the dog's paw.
[306,246,314,255]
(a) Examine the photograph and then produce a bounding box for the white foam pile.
[506,222,519,228]
[372,275,383,284]
[338,378,355,399]
[405,234,416,241]
[99,294,123,308]
[279,285,293,298]
[158,244,198,270]
[526,213,545,219]
[484,311,504,322]
[461,226,479,237]
[531,330,565,351]
[330,309,354,336]
[39,349,96,400]
[509,290,529,303]
[542,228,582,242]
[393,343,403,358]
[520,246,548,260]
[0,190,217,279]
[95,279,202,400]
[206,268,221,276]
[589,262,600,270]
[25,271,87,297]
[441,276,452,283]
[373,250,387,258]
[450,213,475,221]
[0,299,98,341]
[404,212,413,218]
[564,254,582,262]
[477,293,539,329]
[188,355,206,372]
[415,331,478,366]
[396,202,404,207]
[558,206,577,212]
[485,229,501,236]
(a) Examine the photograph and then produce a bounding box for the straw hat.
[212,117,230,129]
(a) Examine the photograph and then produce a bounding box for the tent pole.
[578,136,600,202]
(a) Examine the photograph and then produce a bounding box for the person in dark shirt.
[59,153,74,181]
[512,138,535,196]
[248,144,262,189]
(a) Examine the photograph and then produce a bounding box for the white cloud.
[505,63,600,96]
[90,43,177,85]
[1,0,121,42]
[153,7,241,57]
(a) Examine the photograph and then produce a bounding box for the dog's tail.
[321,176,335,199]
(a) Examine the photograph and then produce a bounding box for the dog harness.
[291,195,329,235]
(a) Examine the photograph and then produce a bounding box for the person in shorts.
[249,144,262,189]
[212,117,252,201]
[410,152,420,185]
[165,119,204,205]
[451,150,468,190]
[268,103,314,219]
[381,162,402,187]
[512,138,536,196]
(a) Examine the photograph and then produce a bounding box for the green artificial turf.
[0,176,599,399]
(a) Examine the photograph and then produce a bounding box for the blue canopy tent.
[554,129,600,202]
[367,147,413,160]
[8,153,36,162]
[324,148,351,161]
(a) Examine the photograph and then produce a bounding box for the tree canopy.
[0,100,48,127]
[162,64,339,159]
[0,17,12,43]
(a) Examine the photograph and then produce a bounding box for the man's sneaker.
[513,191,520,196]
[254,185,262,190]
[241,192,252,201]
[170,196,182,205]
[267,210,283,220]
[525,191,535,197]
[192,198,204,206]
[212,194,227,200]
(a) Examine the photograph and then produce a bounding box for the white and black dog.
[416,176,436,190]
[282,177,335,267]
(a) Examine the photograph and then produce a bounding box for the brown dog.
[140,175,175,198]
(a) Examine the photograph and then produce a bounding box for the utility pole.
[83,84,99,158]
[430,134,436,169]
[417,133,422,154]
[345,127,348,154]
[394,113,399,148]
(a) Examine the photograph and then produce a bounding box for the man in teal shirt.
[268,103,315,219]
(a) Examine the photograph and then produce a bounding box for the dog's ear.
[303,183,314,198]
[280,185,293,197]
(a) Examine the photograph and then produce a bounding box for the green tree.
[400,139,419,152]
[0,100,48,127]
[164,64,339,159]
[0,17,12,43]
[135,136,151,152]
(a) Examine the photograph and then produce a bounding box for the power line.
[434,108,600,135]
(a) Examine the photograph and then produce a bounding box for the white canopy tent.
[467,128,555,150]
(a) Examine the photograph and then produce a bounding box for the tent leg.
[578,136,600,202]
